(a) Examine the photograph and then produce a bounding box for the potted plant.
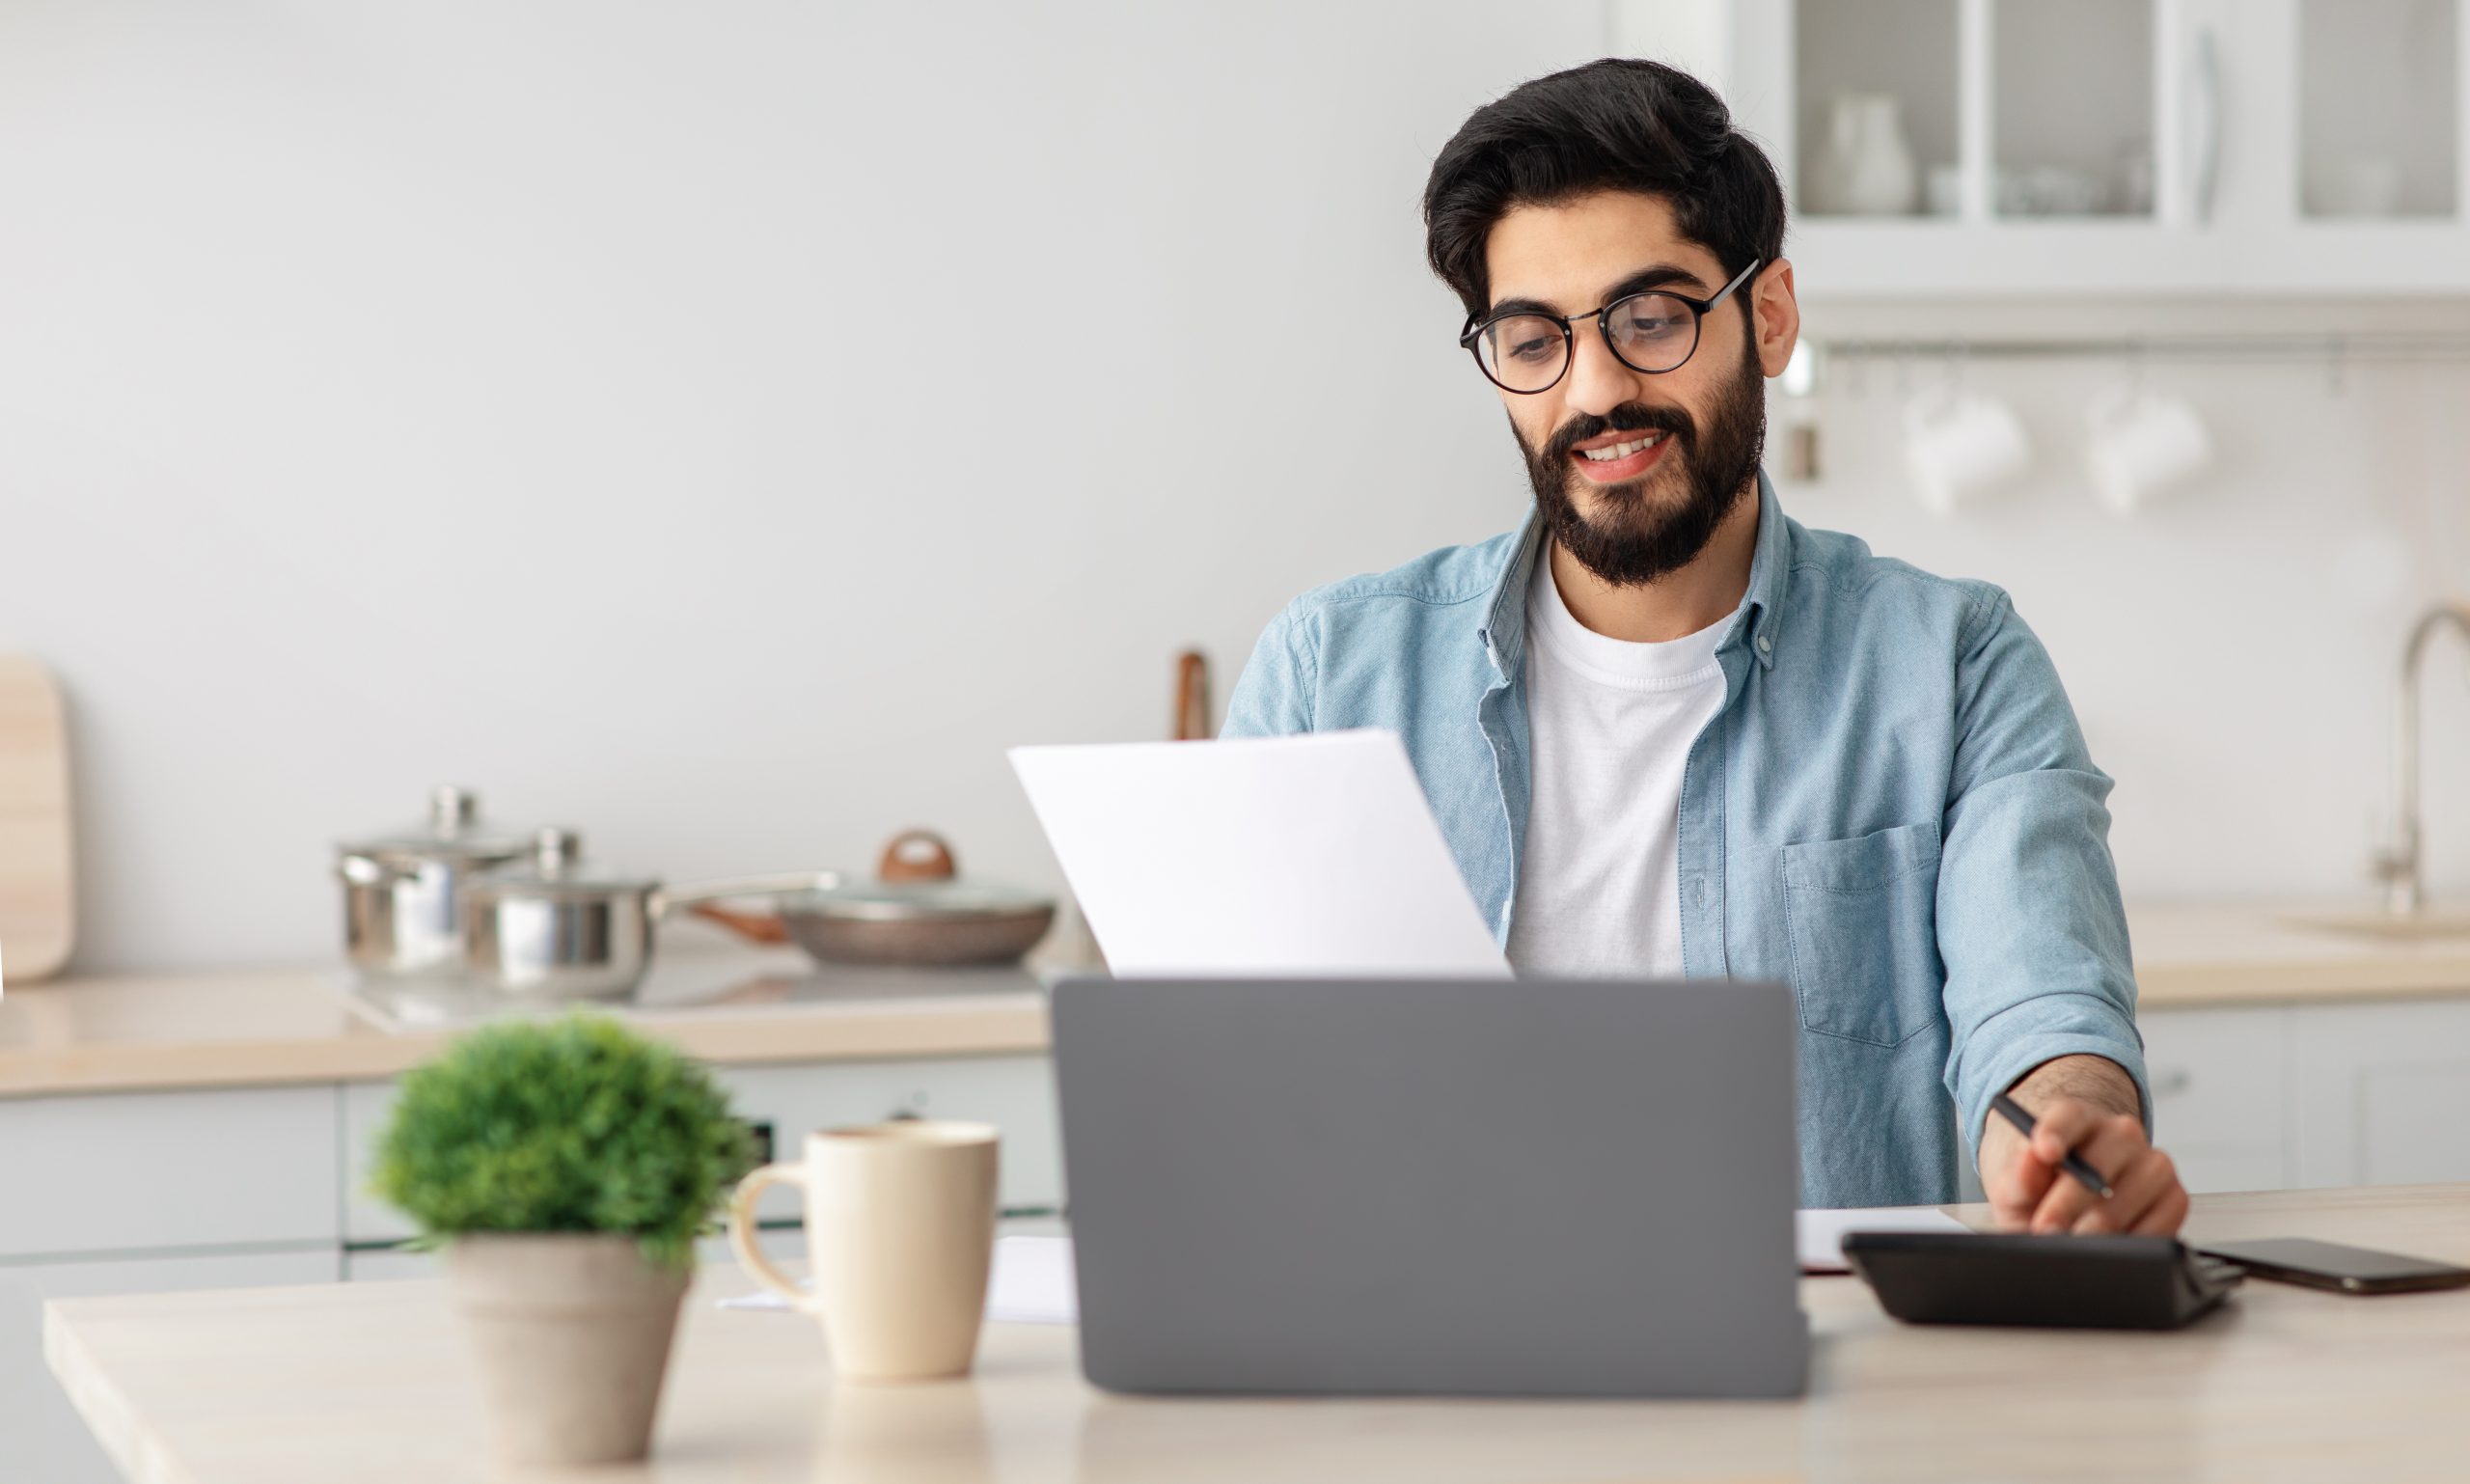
[370,1012,756,1467]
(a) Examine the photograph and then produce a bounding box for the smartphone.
[2196,1238,2470,1295]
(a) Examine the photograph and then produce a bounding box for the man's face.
[1479,191,1777,587]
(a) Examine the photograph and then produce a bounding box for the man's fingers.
[1987,1151,2057,1232]
[2027,1100,2107,1169]
[2127,1181,2191,1237]
[2028,1113,2145,1234]
[2072,1148,2180,1235]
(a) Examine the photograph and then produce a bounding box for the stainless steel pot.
[461,828,834,1000]
[338,786,535,985]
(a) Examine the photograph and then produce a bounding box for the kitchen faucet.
[2373,600,2470,915]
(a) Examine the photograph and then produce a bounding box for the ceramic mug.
[1904,386,2031,516]
[2083,383,2210,514]
[728,1119,1000,1381]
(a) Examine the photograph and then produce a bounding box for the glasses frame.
[1458,256,1764,394]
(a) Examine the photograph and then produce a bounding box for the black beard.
[1512,338,1767,588]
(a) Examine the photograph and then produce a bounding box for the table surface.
[44,1184,2470,1484]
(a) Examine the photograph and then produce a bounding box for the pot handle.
[650,871,842,919]
[335,855,419,887]
[877,831,957,883]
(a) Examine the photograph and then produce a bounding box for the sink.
[2279,908,2470,942]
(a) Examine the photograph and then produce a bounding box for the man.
[1221,59,2185,1233]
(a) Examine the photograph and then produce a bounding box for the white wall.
[0,1,2461,971]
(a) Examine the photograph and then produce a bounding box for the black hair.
[1421,58,1786,321]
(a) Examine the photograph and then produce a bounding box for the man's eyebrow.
[1483,262,1715,320]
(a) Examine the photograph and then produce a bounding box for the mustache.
[1545,404,1694,463]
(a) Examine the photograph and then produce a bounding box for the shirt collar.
[1478,465,1791,680]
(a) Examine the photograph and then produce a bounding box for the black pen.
[1991,1092,2115,1200]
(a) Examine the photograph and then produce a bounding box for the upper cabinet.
[1627,0,2470,299]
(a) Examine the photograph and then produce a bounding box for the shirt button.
[1755,634,1772,653]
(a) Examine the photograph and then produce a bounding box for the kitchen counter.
[5,900,2467,1098]
[0,938,1050,1098]
[2127,899,2470,1006]
[44,1183,2470,1483]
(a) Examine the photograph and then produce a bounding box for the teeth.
[1580,434,1663,461]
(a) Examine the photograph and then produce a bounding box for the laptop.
[1049,974,1809,1397]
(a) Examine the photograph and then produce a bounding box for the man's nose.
[1560,322,1647,419]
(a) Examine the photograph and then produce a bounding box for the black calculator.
[1843,1231,2242,1330]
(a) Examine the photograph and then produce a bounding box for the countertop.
[5,900,2468,1099]
[0,934,1051,1099]
[45,1183,2470,1484]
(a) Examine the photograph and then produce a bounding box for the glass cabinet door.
[2298,0,2458,220]
[1990,0,2158,218]
[1792,0,1961,218]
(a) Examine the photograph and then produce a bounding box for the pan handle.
[650,870,843,919]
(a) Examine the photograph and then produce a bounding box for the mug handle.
[728,1163,818,1312]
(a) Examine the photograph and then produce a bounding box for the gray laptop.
[1049,975,1808,1397]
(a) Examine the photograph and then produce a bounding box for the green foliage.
[370,1012,758,1271]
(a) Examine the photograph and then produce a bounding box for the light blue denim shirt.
[1221,469,2150,1208]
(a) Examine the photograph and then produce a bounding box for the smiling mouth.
[1576,432,1667,462]
[1566,429,1675,484]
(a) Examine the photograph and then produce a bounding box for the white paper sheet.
[721,1214,1965,1323]
[715,1234,1079,1324]
[1795,1205,1973,1273]
[1008,729,1511,977]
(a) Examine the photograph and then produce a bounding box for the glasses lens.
[1606,293,1699,373]
[1474,315,1568,392]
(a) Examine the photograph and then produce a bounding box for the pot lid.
[338,785,534,866]
[792,830,1054,923]
[465,828,661,903]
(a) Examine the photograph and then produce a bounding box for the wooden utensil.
[0,655,75,980]
[1173,649,1211,741]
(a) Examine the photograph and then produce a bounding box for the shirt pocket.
[1778,820,1943,1049]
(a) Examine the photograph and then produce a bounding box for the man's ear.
[1752,258,1799,378]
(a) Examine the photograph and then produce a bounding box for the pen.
[1990,1092,2116,1200]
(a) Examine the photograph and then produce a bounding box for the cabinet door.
[0,1086,341,1259]
[2292,1000,2470,1187]
[2136,1006,2291,1193]
[8,1246,338,1484]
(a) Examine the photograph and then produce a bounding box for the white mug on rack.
[1904,386,2030,516]
[2084,383,2211,514]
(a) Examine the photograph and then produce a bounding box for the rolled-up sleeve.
[1219,598,1318,739]
[1937,586,2150,1161]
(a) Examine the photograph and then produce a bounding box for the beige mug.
[727,1119,1000,1381]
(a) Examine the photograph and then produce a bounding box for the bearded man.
[1222,58,2185,1232]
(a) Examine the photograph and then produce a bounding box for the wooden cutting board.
[0,655,75,981]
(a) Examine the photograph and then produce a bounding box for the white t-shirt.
[1505,546,1734,977]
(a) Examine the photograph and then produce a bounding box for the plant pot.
[444,1232,692,1468]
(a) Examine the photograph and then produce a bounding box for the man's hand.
[1979,1055,2187,1236]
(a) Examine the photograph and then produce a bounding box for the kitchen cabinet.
[2143,999,2470,1192]
[2138,1006,2293,1192]
[340,1054,1064,1246]
[2291,999,2470,1186]
[4,1246,338,1484]
[1633,0,2470,298]
[0,1086,340,1259]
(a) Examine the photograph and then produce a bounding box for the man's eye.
[1508,336,1559,362]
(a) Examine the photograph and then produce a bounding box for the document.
[714,1235,1079,1324]
[723,1218,1970,1325]
[1008,729,1511,977]
[1796,1205,1974,1273]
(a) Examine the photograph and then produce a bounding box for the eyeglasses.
[1458,257,1763,394]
